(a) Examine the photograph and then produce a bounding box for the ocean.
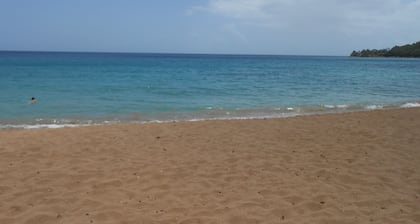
[1,51,420,129]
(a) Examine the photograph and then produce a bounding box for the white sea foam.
[400,102,420,108]
[3,101,419,130]
[336,104,348,109]
[365,105,383,110]
[323,104,348,109]
[25,124,83,129]
[0,124,86,130]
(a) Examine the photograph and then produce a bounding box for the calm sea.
[1,51,420,129]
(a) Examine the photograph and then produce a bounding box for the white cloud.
[192,0,420,35]
[222,23,248,43]
[187,0,420,54]
[204,0,282,19]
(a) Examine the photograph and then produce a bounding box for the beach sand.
[1,108,420,224]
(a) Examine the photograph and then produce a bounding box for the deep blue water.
[1,51,420,128]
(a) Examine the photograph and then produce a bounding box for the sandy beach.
[1,108,419,224]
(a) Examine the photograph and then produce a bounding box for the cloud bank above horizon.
[187,0,420,55]
[0,0,419,55]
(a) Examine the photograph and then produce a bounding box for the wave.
[1,101,419,130]
[0,124,88,129]
[365,105,384,110]
[400,102,420,108]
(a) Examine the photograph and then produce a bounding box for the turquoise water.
[1,51,420,128]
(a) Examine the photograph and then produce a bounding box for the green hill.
[351,41,420,58]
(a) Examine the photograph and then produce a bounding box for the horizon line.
[0,49,346,57]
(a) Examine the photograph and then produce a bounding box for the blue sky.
[1,0,419,55]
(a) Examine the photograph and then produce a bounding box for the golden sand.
[1,108,420,224]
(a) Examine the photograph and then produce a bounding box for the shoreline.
[1,101,420,130]
[1,107,420,223]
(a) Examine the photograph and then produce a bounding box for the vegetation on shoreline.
[351,41,420,57]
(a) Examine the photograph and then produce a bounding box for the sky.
[0,0,419,56]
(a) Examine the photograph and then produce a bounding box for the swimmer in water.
[30,97,37,104]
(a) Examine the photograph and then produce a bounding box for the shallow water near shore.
[1,51,420,129]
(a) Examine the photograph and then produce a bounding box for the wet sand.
[1,108,420,224]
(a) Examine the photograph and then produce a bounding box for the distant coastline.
[350,41,420,58]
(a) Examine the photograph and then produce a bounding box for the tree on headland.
[350,41,420,58]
